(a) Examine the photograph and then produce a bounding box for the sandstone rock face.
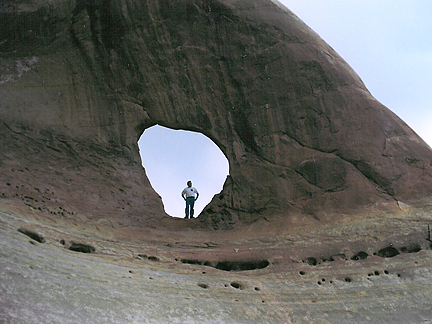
[1,0,432,229]
[2,1,432,323]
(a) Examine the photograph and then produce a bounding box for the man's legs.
[185,197,195,219]
[189,198,195,218]
[185,200,189,219]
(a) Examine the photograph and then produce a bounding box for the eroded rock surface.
[1,1,432,322]
[1,203,432,323]
[1,0,432,229]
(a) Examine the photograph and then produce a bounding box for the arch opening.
[138,125,229,218]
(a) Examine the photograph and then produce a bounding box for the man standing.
[181,181,199,219]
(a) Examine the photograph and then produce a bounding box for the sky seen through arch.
[138,126,230,218]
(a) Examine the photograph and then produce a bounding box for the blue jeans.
[185,197,195,218]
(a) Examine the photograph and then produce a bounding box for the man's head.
[187,181,192,187]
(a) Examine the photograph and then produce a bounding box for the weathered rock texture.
[1,202,432,323]
[2,0,432,229]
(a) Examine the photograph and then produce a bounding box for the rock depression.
[1,1,432,323]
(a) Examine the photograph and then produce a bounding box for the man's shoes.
[184,216,189,219]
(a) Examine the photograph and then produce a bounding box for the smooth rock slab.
[1,209,432,324]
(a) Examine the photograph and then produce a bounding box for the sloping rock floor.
[1,201,432,324]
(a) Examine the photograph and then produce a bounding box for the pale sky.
[139,127,229,218]
[139,1,432,218]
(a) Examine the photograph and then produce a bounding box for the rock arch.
[1,0,432,229]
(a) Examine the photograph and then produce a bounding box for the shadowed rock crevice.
[302,240,429,267]
[181,259,270,271]
[18,228,45,243]
[69,242,96,254]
